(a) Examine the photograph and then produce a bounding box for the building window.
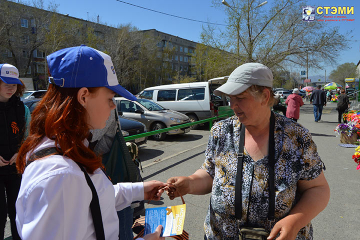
[180,46,183,52]
[27,66,31,74]
[189,48,193,53]
[21,19,28,28]
[33,49,45,58]
[22,35,29,44]
[180,56,183,62]
[180,66,183,71]
[36,63,45,74]
[7,50,12,57]
[184,47,188,53]
[31,19,36,27]
[175,55,178,61]
[184,56,188,62]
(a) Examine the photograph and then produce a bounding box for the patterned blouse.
[201,113,325,240]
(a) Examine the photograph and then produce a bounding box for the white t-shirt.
[16,137,144,240]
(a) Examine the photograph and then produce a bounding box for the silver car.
[114,97,191,141]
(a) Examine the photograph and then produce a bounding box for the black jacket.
[310,89,326,105]
[337,94,350,111]
[0,96,25,174]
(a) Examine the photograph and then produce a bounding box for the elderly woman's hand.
[166,176,191,200]
[267,216,300,240]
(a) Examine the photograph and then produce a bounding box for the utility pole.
[325,69,326,83]
[306,51,308,80]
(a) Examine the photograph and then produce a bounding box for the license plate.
[135,137,145,143]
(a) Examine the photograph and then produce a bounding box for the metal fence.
[123,106,234,141]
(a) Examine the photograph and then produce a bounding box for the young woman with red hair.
[15,46,165,240]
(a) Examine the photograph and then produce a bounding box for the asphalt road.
[5,100,360,239]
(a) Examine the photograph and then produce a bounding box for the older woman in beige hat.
[166,63,330,240]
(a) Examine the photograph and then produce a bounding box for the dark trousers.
[313,104,324,122]
[117,206,134,240]
[0,174,22,240]
[289,118,298,122]
[338,109,348,123]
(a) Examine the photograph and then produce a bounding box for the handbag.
[102,112,142,184]
[239,227,269,240]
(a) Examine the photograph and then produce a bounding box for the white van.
[137,77,229,129]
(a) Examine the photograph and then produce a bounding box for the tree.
[105,25,163,93]
[208,0,349,71]
[329,62,357,86]
[190,43,238,81]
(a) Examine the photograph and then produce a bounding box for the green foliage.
[329,62,357,86]
[191,43,237,81]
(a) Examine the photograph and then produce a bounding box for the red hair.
[17,84,102,174]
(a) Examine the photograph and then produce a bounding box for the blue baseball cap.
[47,45,136,101]
[0,63,23,85]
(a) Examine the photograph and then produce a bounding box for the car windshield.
[22,92,33,98]
[137,99,165,111]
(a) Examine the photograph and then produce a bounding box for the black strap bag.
[235,112,276,240]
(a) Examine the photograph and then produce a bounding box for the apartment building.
[140,29,197,79]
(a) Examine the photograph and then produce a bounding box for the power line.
[115,0,227,27]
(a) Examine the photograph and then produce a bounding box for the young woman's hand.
[0,156,9,167]
[143,225,165,240]
[143,180,167,201]
[9,153,18,165]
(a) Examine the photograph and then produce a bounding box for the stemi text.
[317,6,354,15]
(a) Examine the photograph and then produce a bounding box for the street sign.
[301,71,306,75]
[304,79,311,83]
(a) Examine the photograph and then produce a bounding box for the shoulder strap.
[268,112,276,220]
[28,147,106,240]
[235,112,276,221]
[76,162,106,240]
[235,123,245,219]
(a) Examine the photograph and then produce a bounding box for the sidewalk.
[298,101,360,240]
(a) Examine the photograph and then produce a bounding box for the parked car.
[23,98,41,113]
[118,116,147,146]
[137,77,228,129]
[114,97,191,141]
[23,98,147,146]
[274,90,292,99]
[21,90,47,100]
[298,89,306,98]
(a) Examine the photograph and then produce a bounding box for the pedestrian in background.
[272,95,286,116]
[336,89,350,123]
[285,88,304,122]
[15,46,165,240]
[0,64,30,240]
[310,85,326,122]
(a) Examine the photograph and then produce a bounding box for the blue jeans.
[313,104,323,122]
[117,207,134,240]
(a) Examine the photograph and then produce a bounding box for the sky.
[37,0,360,80]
